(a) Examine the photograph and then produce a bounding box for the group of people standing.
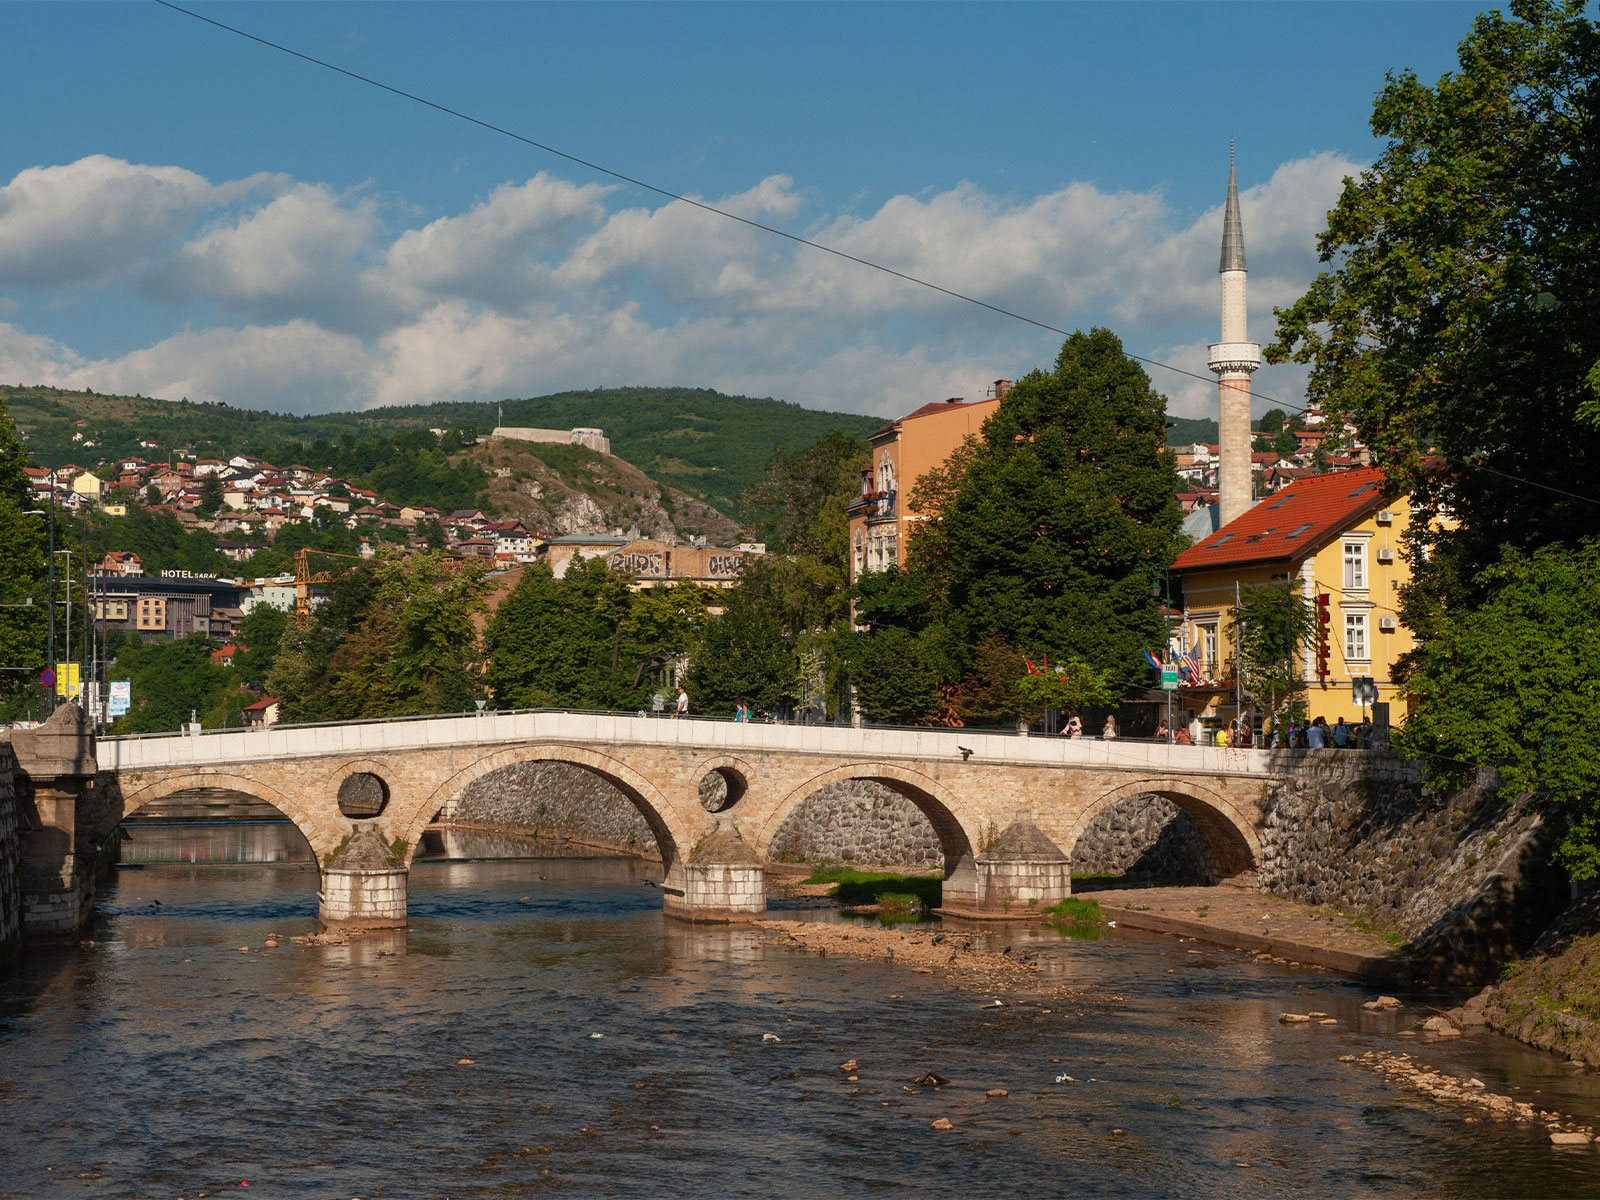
[1060,712,1118,739]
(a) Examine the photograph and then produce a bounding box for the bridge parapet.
[100,710,1275,777]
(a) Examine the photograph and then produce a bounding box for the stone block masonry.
[0,740,22,970]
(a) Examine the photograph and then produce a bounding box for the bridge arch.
[754,762,976,868]
[111,769,331,859]
[1064,778,1260,878]
[395,744,696,872]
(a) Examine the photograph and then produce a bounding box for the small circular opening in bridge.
[337,772,390,819]
[698,767,746,813]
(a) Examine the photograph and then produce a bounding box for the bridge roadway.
[97,710,1281,927]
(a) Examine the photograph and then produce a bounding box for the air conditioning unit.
[1378,617,1397,631]
[1375,510,1394,524]
[1376,547,1395,563]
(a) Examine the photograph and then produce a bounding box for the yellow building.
[847,383,1008,581]
[1169,465,1415,734]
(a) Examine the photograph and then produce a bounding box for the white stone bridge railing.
[97,709,1277,777]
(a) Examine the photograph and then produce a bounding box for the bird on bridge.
[958,746,974,761]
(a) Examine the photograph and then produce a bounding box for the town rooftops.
[1172,465,1390,573]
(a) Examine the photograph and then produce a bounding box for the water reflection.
[3,828,1599,1198]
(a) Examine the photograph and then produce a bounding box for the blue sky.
[0,1,1493,418]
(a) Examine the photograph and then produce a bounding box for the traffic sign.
[39,667,55,688]
[1160,663,1180,691]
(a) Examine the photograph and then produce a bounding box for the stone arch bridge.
[82,710,1285,928]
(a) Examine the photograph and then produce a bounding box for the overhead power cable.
[153,0,1598,508]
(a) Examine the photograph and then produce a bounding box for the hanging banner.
[54,662,80,698]
[108,680,131,717]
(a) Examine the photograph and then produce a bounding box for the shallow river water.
[4,824,1600,1198]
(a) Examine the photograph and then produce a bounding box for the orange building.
[846,382,1009,581]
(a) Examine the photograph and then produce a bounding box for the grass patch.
[801,867,943,910]
[1042,897,1103,923]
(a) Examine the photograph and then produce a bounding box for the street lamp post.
[1147,564,1175,743]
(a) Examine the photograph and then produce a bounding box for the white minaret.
[1208,147,1260,528]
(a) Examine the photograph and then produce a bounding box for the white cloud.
[0,155,270,288]
[378,173,612,312]
[145,184,377,320]
[0,152,1356,420]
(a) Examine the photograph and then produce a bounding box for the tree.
[845,626,939,725]
[1014,656,1118,720]
[269,557,487,722]
[484,558,643,710]
[906,328,1184,694]
[198,475,225,516]
[740,430,867,562]
[0,399,48,717]
[1229,583,1317,731]
[1269,0,1600,612]
[232,603,289,690]
[684,586,799,718]
[1398,541,1600,878]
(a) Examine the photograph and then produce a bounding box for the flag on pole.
[1142,646,1164,672]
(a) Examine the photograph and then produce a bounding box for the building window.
[1345,612,1368,662]
[1199,622,1219,679]
[1343,542,1366,590]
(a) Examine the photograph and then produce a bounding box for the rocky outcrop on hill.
[464,440,743,544]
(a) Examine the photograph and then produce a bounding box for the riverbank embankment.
[1075,884,1410,984]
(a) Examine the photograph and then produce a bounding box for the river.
[3,822,1600,1198]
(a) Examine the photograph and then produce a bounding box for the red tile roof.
[1172,466,1390,573]
[901,399,982,422]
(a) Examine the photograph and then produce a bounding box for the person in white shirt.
[674,685,688,718]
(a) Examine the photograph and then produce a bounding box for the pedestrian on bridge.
[675,685,688,719]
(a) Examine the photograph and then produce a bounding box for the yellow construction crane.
[293,547,367,626]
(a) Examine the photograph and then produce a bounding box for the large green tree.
[269,554,487,720]
[1269,0,1600,614]
[0,401,48,717]
[1269,0,1600,870]
[904,327,1184,694]
[1399,541,1600,878]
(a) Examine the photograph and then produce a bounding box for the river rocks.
[986,1089,1008,1098]
[1420,1015,1462,1038]
[1279,1013,1311,1024]
[1364,995,1402,1011]
[931,1118,954,1131]
[1550,1131,1592,1145]
[1353,1050,1595,1140]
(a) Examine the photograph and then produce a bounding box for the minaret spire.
[1208,147,1261,528]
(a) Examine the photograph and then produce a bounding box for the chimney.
[993,379,1012,400]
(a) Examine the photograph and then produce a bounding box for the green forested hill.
[3,385,881,515]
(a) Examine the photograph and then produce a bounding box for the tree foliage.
[850,329,1183,718]
[484,559,709,711]
[0,400,48,716]
[1229,583,1317,729]
[1269,0,1600,612]
[269,554,488,721]
[1398,541,1600,878]
[106,633,254,733]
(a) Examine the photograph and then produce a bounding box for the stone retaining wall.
[0,740,20,970]
[768,781,943,868]
[454,761,661,857]
[1069,796,1220,883]
[1259,754,1570,986]
[456,766,949,869]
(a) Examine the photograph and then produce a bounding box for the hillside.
[463,437,744,544]
[2,384,881,516]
